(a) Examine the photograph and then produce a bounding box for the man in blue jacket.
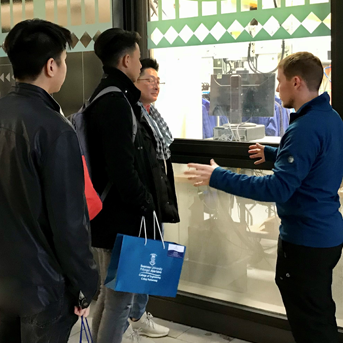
[185,52,343,343]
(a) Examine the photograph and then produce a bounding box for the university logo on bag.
[150,253,157,266]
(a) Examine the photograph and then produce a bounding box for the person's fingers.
[82,307,90,318]
[194,181,204,187]
[248,149,260,155]
[249,153,261,159]
[254,159,265,165]
[74,306,90,317]
[256,143,264,149]
[187,163,208,169]
[249,144,258,149]
[185,170,204,176]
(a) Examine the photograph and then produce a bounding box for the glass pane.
[285,0,305,6]
[179,0,198,19]
[310,0,329,3]
[165,164,283,313]
[202,1,217,16]
[153,35,331,141]
[162,0,176,20]
[164,164,343,327]
[262,0,281,9]
[242,0,257,11]
[221,0,236,14]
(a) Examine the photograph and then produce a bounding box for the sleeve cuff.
[209,167,226,189]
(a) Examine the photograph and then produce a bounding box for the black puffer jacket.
[0,83,98,316]
[87,67,179,250]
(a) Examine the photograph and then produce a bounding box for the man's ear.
[45,58,56,78]
[122,54,130,68]
[293,76,302,89]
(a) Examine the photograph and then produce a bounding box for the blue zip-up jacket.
[210,93,343,248]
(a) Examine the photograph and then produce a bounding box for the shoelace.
[144,312,156,329]
[127,328,141,342]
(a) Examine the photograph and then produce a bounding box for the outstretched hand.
[185,159,219,187]
[248,143,266,165]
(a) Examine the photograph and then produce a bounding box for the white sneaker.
[130,312,170,338]
[122,325,155,343]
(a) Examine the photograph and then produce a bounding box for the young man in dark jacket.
[88,29,179,343]
[186,52,343,343]
[0,20,98,343]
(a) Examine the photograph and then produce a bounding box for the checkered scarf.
[139,102,173,160]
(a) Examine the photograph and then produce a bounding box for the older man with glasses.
[121,58,180,342]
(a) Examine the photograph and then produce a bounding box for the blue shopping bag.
[105,213,186,297]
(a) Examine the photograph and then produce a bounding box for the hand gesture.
[185,159,219,187]
[248,143,265,165]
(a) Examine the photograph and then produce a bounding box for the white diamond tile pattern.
[210,22,226,41]
[164,26,179,44]
[150,10,330,46]
[302,12,321,33]
[179,25,194,43]
[263,16,280,36]
[228,20,245,39]
[245,20,263,38]
[282,14,301,35]
[194,23,210,42]
[151,28,164,45]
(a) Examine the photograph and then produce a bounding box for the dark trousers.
[0,291,78,343]
[276,238,342,343]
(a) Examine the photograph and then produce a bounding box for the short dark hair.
[4,19,72,80]
[140,58,159,74]
[94,28,141,67]
[278,52,323,92]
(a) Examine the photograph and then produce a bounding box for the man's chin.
[282,101,293,109]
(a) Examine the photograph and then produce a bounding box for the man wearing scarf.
[125,58,179,340]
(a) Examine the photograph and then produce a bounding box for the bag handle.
[153,211,165,249]
[138,216,148,246]
[80,316,93,343]
[138,212,165,249]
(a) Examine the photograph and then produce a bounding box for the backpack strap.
[87,86,137,143]
[87,86,138,201]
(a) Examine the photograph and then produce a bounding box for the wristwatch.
[79,291,89,309]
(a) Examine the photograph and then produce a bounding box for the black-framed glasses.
[138,77,165,86]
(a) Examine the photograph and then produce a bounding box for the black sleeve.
[42,130,99,306]
[95,94,155,214]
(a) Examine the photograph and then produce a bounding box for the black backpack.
[70,86,137,204]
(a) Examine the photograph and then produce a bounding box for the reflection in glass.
[242,0,257,11]
[13,0,22,26]
[85,0,95,25]
[285,0,305,6]
[221,0,236,14]
[45,0,55,23]
[161,0,175,20]
[24,0,34,20]
[57,0,68,26]
[1,0,11,33]
[262,0,281,9]
[179,0,198,19]
[202,1,217,16]
[70,0,82,26]
[98,0,111,23]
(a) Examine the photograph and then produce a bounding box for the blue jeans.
[0,290,77,343]
[92,248,134,343]
[130,294,149,320]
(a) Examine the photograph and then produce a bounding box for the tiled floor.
[68,314,251,343]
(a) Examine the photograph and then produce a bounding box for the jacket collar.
[101,66,141,107]
[12,83,61,112]
[290,92,331,124]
